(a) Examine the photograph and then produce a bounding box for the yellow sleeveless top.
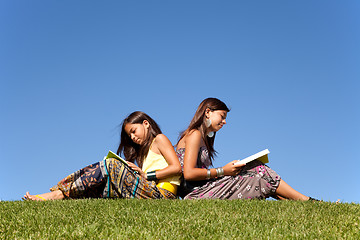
[142,149,181,190]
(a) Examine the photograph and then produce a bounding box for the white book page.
[234,149,270,166]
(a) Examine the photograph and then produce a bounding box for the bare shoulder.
[186,129,202,140]
[153,134,174,155]
[154,133,170,144]
[184,129,202,147]
[153,134,173,150]
[177,130,202,149]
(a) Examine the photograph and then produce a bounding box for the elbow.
[169,164,182,176]
[174,165,182,175]
[183,171,195,181]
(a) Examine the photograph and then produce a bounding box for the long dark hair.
[117,111,162,167]
[178,98,230,163]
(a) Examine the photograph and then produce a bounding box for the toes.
[24,192,36,201]
[23,193,30,200]
[26,192,33,199]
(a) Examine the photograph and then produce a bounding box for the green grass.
[1,199,359,239]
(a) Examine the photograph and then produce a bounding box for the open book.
[104,150,129,166]
[234,149,270,166]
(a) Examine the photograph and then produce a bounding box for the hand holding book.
[223,160,245,176]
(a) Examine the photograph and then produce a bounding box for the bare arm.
[151,134,182,179]
[183,130,244,181]
[183,130,209,180]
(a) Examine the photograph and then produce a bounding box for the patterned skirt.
[50,158,176,199]
[183,160,281,200]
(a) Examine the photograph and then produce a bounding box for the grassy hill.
[1,199,359,239]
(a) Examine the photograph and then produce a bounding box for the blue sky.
[1,1,359,203]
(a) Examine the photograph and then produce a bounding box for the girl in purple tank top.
[175,98,319,201]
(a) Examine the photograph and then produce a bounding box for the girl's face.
[206,110,227,132]
[124,120,150,145]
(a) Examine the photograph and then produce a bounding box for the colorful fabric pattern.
[176,147,281,200]
[50,158,175,199]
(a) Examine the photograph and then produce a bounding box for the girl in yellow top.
[24,111,181,200]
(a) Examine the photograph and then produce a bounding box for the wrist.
[206,167,224,180]
[146,170,157,181]
[206,169,211,180]
[216,167,224,178]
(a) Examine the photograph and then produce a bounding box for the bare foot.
[23,190,64,201]
[23,192,47,201]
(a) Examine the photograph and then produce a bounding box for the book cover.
[234,149,270,166]
[104,150,129,166]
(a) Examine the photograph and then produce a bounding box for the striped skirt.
[50,158,176,199]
